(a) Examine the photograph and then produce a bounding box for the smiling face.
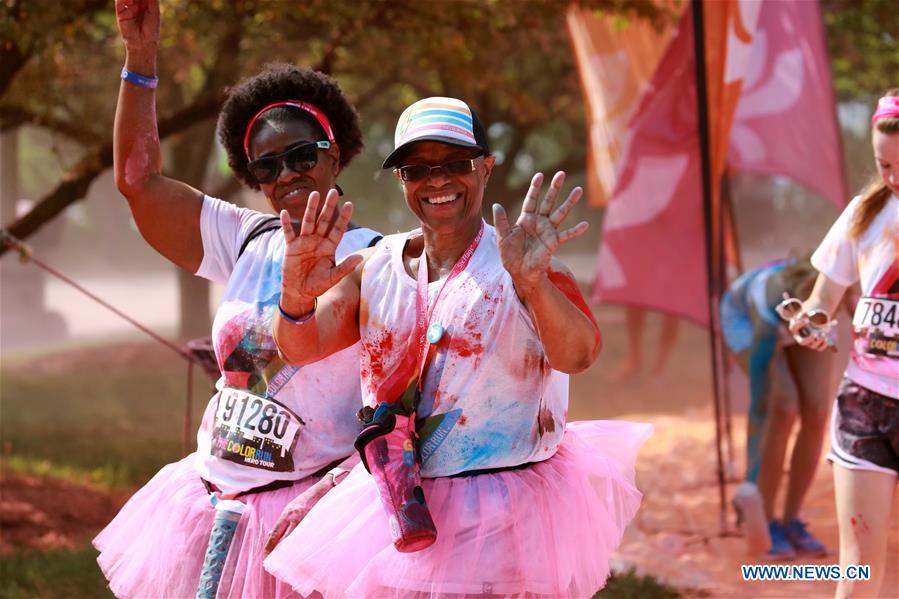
[248,118,340,219]
[873,128,899,196]
[395,141,495,237]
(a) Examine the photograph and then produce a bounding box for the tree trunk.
[1,130,17,224]
[168,120,217,340]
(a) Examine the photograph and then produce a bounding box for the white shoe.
[733,481,771,555]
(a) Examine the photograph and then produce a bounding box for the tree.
[821,0,899,101]
[1,0,669,335]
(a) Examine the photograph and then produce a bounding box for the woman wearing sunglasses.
[789,90,898,598]
[263,96,651,597]
[94,1,380,597]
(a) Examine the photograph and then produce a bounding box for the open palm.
[493,172,588,297]
[280,190,361,304]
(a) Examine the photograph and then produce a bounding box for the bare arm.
[263,453,360,554]
[273,190,367,364]
[519,260,601,373]
[493,172,600,373]
[115,0,204,272]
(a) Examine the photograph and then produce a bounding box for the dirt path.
[0,472,131,555]
[613,409,899,598]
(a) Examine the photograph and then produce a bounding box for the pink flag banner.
[728,0,846,208]
[592,1,762,325]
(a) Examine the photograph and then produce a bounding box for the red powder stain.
[481,291,500,305]
[850,517,857,526]
[546,270,602,352]
[857,514,870,532]
[369,332,418,405]
[537,406,556,436]
[458,415,468,426]
[223,371,251,389]
[447,333,484,358]
[364,330,395,378]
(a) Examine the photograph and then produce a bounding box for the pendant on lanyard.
[415,221,485,390]
[426,323,444,344]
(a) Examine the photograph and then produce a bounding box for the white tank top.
[359,224,568,477]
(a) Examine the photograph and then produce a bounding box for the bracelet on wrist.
[120,67,159,89]
[278,297,317,324]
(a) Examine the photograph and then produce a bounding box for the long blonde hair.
[850,88,899,239]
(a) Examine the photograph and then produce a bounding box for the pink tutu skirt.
[93,453,314,598]
[264,420,652,598]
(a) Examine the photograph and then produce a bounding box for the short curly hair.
[217,63,364,190]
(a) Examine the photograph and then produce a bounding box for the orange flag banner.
[565,6,676,207]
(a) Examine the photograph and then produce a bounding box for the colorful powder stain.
[547,269,601,351]
[447,333,483,358]
[537,406,556,436]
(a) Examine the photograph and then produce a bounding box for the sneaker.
[762,520,797,561]
[783,518,827,556]
[733,482,771,554]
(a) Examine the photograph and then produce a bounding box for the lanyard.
[414,221,485,391]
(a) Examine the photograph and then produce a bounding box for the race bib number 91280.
[210,388,303,472]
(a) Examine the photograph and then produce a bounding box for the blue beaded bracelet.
[121,67,159,89]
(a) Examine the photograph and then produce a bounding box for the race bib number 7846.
[852,297,899,358]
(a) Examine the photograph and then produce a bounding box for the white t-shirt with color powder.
[193,195,379,493]
[812,193,898,398]
[359,225,568,478]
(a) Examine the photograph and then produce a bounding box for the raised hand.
[280,189,362,314]
[115,0,160,54]
[492,172,588,298]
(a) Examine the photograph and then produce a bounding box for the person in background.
[722,256,838,559]
[614,306,680,381]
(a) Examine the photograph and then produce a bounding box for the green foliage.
[822,0,899,101]
[595,569,690,599]
[1,0,672,215]
[0,545,112,599]
[0,344,208,486]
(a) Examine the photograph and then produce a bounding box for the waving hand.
[280,190,362,314]
[492,172,588,298]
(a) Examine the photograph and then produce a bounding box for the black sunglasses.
[247,140,331,184]
[395,157,481,182]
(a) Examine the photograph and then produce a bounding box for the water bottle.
[196,498,246,599]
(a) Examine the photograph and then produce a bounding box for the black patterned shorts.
[828,378,899,476]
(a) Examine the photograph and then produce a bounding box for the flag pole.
[691,0,729,534]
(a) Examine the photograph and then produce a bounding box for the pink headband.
[242,100,336,159]
[871,95,899,124]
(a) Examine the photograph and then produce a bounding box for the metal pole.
[690,0,729,533]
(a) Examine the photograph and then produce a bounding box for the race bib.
[210,388,303,472]
[852,297,899,358]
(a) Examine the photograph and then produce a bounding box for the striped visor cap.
[381,96,489,168]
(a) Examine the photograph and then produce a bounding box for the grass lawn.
[1,341,211,486]
[0,546,112,599]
